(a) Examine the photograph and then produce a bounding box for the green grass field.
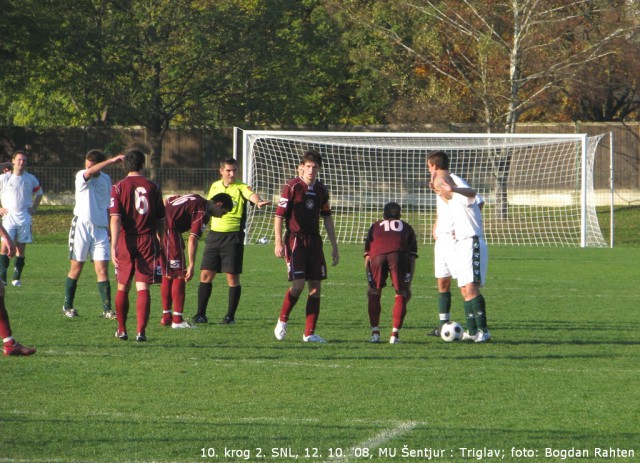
[2,224,639,463]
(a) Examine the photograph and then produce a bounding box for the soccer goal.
[237,129,607,247]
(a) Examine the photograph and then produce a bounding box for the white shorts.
[68,217,110,262]
[434,233,456,279]
[2,221,33,244]
[454,236,488,288]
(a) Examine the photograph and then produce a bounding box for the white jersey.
[0,171,43,226]
[434,173,483,239]
[73,170,112,227]
[449,192,484,240]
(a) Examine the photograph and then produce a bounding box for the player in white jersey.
[427,151,491,343]
[428,171,484,337]
[0,151,44,287]
[63,150,125,318]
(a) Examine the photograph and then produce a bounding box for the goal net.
[238,129,607,247]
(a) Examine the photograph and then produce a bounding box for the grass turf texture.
[2,234,639,463]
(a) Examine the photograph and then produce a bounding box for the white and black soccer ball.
[440,321,463,342]
[257,237,270,244]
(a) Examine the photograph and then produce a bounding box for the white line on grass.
[323,420,421,463]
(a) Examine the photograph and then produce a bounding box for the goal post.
[238,129,607,248]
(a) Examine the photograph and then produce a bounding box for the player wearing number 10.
[364,202,418,344]
[109,150,166,342]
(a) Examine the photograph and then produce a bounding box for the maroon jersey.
[110,175,165,235]
[364,219,418,259]
[165,194,209,237]
[275,177,331,235]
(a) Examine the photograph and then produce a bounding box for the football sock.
[0,254,9,282]
[136,289,150,335]
[172,279,186,323]
[471,294,488,332]
[367,292,382,327]
[463,299,478,335]
[438,291,451,326]
[13,256,25,280]
[279,289,299,322]
[64,277,78,310]
[226,285,241,319]
[97,280,111,311]
[304,296,320,336]
[160,277,172,311]
[115,290,129,333]
[0,297,12,340]
[392,294,407,330]
[196,282,213,316]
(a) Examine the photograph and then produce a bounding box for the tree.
[325,0,639,217]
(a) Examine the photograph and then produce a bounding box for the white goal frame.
[236,129,607,248]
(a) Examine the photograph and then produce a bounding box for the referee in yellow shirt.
[192,158,270,324]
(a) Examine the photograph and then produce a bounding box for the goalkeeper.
[427,151,491,343]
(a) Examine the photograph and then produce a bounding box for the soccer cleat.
[103,310,117,320]
[219,316,235,325]
[191,314,208,324]
[171,320,194,329]
[135,333,147,342]
[3,342,36,357]
[303,334,326,343]
[160,315,172,326]
[389,335,400,344]
[462,331,478,342]
[63,307,78,318]
[114,330,128,341]
[274,320,287,340]
[426,327,440,337]
[370,333,381,343]
[11,280,22,287]
[475,330,491,343]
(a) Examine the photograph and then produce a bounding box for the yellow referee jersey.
[207,179,254,232]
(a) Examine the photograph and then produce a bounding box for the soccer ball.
[440,321,463,342]
[257,237,270,244]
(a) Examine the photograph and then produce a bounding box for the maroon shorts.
[284,232,327,281]
[162,229,187,278]
[367,252,411,292]
[115,233,162,285]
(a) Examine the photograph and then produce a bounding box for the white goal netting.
[239,130,606,247]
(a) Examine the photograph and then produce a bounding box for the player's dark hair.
[85,149,106,164]
[383,202,402,220]
[210,192,233,212]
[124,149,145,172]
[427,150,449,170]
[12,150,26,159]
[220,158,238,168]
[301,150,322,167]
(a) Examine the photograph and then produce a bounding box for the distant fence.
[3,122,640,206]
[33,166,219,205]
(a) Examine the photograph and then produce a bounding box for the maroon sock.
[367,293,382,328]
[115,290,129,333]
[304,296,320,337]
[136,289,150,335]
[392,295,407,330]
[172,279,186,322]
[279,289,299,322]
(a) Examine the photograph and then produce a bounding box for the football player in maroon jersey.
[364,202,418,344]
[109,150,166,342]
[159,193,232,328]
[273,150,339,343]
